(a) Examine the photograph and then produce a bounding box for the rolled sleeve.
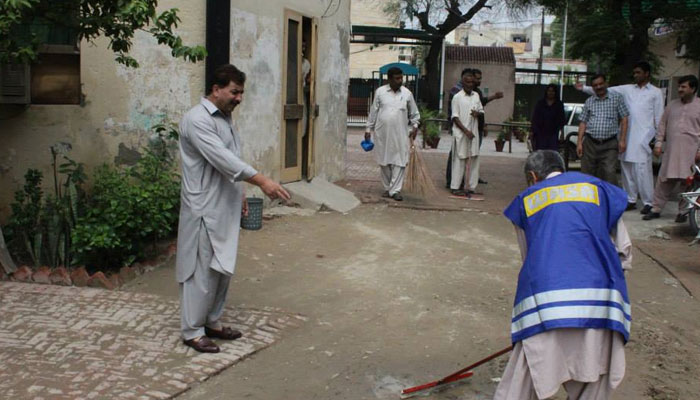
[612,219,632,271]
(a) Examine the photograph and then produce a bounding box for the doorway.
[281,11,316,183]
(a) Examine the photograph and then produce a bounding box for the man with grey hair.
[495,150,632,400]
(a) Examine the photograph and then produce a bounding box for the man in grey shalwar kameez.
[365,67,420,201]
[177,64,290,353]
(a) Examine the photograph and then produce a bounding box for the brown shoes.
[183,336,220,353]
[184,327,242,353]
[205,326,243,340]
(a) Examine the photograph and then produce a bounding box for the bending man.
[495,150,632,400]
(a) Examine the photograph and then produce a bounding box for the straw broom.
[403,141,438,198]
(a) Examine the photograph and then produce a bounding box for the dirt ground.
[125,174,700,399]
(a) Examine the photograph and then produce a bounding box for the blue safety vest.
[503,172,631,344]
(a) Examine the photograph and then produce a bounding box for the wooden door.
[281,10,303,183]
[306,18,318,180]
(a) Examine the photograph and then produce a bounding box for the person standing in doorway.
[531,84,566,151]
[450,71,484,197]
[577,61,664,214]
[365,67,420,202]
[177,64,291,353]
[644,75,700,221]
[576,74,630,185]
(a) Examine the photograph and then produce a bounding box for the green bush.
[4,144,86,268]
[72,127,180,270]
[3,123,181,272]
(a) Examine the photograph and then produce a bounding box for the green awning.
[351,25,440,45]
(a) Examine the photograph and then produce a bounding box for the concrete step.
[283,178,360,213]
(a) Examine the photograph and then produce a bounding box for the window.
[30,21,80,105]
[542,33,552,47]
[511,34,527,43]
[1,18,80,105]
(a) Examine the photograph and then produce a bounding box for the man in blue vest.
[494,150,632,400]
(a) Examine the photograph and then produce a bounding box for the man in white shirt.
[365,67,420,201]
[577,61,665,214]
[450,71,484,197]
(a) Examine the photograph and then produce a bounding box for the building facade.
[0,1,351,220]
[443,45,516,125]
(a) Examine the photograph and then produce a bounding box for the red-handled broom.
[400,345,513,398]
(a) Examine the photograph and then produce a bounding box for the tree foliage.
[0,0,206,67]
[513,0,700,83]
[383,1,493,107]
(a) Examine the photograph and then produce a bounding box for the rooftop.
[445,45,516,65]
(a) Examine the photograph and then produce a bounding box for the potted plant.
[495,130,506,152]
[419,106,442,149]
[424,121,441,148]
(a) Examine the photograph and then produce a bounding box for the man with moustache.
[450,71,484,196]
[177,64,291,353]
[644,75,700,221]
[577,61,664,214]
[365,67,420,201]
[576,74,630,185]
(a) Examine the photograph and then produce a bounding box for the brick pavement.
[0,282,305,399]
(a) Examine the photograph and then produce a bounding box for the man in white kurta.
[578,61,664,213]
[365,67,420,201]
[177,64,290,353]
[450,73,484,196]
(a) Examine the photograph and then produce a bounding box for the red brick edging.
[0,241,177,290]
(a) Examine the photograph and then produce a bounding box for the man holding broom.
[366,67,420,201]
[494,150,632,399]
[450,71,483,197]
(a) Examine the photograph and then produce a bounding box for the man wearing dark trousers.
[576,74,630,185]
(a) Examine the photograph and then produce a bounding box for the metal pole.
[439,38,446,113]
[537,8,545,85]
[559,1,568,101]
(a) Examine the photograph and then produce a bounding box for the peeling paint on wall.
[113,31,193,137]
[229,9,283,173]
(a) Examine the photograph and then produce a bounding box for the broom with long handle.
[403,140,437,198]
[400,345,513,398]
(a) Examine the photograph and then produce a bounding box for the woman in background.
[530,84,566,151]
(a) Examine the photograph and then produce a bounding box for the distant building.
[443,45,516,124]
[447,19,587,83]
[349,0,415,78]
[648,26,700,104]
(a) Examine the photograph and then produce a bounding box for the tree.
[384,0,492,108]
[547,15,571,58]
[0,0,206,68]
[513,0,700,84]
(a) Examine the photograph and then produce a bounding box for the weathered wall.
[0,1,205,221]
[228,1,350,188]
[443,62,515,124]
[0,0,350,220]
[649,33,700,102]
